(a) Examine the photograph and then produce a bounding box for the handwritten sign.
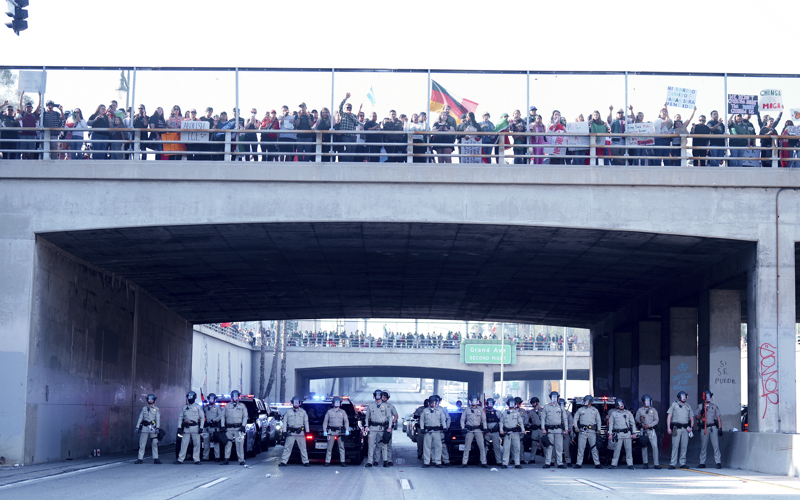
[790,109,800,121]
[787,126,800,136]
[626,122,654,146]
[758,89,784,112]
[666,86,697,109]
[566,121,590,147]
[728,94,758,115]
[180,120,210,142]
[18,70,47,93]
[546,130,567,156]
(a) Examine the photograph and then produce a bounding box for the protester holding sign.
[780,121,799,168]
[653,104,673,166]
[707,110,726,166]
[528,114,547,165]
[690,115,711,166]
[759,118,779,167]
[547,110,566,164]
[607,106,631,166]
[670,107,696,165]
[728,114,750,167]
[589,111,610,165]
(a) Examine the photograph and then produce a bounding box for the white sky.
[4,0,800,123]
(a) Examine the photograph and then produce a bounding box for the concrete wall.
[21,240,192,463]
[192,325,254,397]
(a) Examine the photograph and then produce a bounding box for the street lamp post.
[115,70,129,110]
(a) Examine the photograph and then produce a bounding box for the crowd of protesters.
[3,91,795,167]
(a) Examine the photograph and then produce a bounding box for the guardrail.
[2,127,799,167]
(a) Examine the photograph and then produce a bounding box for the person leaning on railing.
[1,101,22,159]
[87,104,110,160]
[759,117,779,168]
[728,113,749,167]
[780,120,799,168]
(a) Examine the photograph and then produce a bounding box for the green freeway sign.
[460,340,516,364]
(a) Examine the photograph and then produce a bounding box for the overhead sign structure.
[460,339,516,365]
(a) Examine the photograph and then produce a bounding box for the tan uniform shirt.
[283,407,309,435]
[138,405,160,430]
[635,406,659,429]
[574,406,602,429]
[178,404,205,431]
[204,404,223,429]
[542,403,567,430]
[365,401,390,429]
[500,408,525,432]
[667,401,693,424]
[420,406,447,430]
[223,401,249,429]
[695,402,721,426]
[460,407,488,430]
[527,407,542,428]
[608,408,635,432]
[322,407,349,432]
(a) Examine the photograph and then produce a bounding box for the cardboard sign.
[566,122,590,147]
[180,120,210,142]
[546,129,567,156]
[758,89,784,112]
[728,94,758,115]
[666,86,697,109]
[790,109,800,121]
[787,126,800,136]
[18,70,47,93]
[626,122,654,146]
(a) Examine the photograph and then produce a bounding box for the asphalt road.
[3,383,800,498]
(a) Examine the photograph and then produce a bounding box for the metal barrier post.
[315,131,322,162]
[499,134,505,164]
[43,130,50,159]
[133,130,140,160]
[680,135,688,167]
[772,141,779,168]
[589,135,596,165]
[224,131,231,161]
[406,132,413,163]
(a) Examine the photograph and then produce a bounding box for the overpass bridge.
[2,160,800,474]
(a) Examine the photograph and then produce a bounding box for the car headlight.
[276,424,282,430]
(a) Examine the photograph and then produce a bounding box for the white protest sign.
[790,109,800,121]
[18,70,47,93]
[566,121,590,147]
[545,129,567,156]
[626,122,654,146]
[666,86,697,109]
[787,126,800,136]
[180,120,210,142]
[758,89,784,112]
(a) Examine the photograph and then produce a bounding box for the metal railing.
[3,127,799,167]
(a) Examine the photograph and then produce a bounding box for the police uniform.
[137,404,160,461]
[500,407,525,466]
[574,405,602,466]
[484,406,504,464]
[635,405,660,467]
[420,406,447,465]
[667,400,693,467]
[695,401,722,466]
[562,409,574,466]
[413,404,427,458]
[323,406,350,464]
[365,400,390,464]
[440,407,452,464]
[524,407,542,464]
[202,402,223,461]
[223,400,249,463]
[383,400,398,462]
[280,406,310,465]
[460,406,488,465]
[177,403,205,463]
[542,402,568,466]
[608,407,636,467]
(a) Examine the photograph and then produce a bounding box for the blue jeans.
[296,134,313,161]
[708,148,724,166]
[92,134,109,160]
[729,146,745,167]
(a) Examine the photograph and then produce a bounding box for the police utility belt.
[207,420,221,428]
[704,422,718,428]
[504,426,522,433]
[287,426,303,433]
[327,426,344,432]
[427,426,444,432]
[182,420,199,428]
[613,427,632,433]
[369,420,388,428]
[671,422,689,429]
[579,424,597,431]
[545,424,564,430]
[465,425,483,431]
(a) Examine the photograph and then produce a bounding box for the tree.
[0,70,32,109]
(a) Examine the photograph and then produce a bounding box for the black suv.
[441,409,502,465]
[283,399,367,464]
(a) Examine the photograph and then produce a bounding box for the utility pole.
[258,320,267,399]
[279,321,288,402]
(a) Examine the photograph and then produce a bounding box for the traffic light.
[5,0,28,35]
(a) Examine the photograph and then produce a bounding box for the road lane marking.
[200,477,228,489]
[685,469,800,492]
[400,479,412,490]
[0,461,125,490]
[574,478,612,491]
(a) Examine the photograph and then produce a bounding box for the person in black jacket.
[87,104,110,160]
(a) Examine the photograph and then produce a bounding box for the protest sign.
[758,89,784,112]
[18,70,47,93]
[787,126,800,136]
[626,122,654,146]
[545,129,567,156]
[728,94,758,115]
[790,109,800,121]
[180,120,210,142]
[666,86,697,109]
[566,121,589,147]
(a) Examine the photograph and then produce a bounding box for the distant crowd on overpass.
[206,323,588,351]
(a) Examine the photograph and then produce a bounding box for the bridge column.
[636,321,662,417]
[746,239,796,433]
[433,379,440,395]
[590,328,612,396]
[667,307,699,405]
[613,330,633,405]
[698,290,742,431]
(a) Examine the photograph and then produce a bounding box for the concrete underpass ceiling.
[39,222,754,328]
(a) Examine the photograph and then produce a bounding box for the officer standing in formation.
[420,394,447,468]
[523,397,541,464]
[202,393,223,462]
[438,395,452,466]
[459,394,488,468]
[695,391,723,469]
[573,395,602,469]
[223,390,250,466]
[135,393,162,464]
[559,398,574,467]
[484,398,504,465]
[381,390,399,467]
[542,391,568,469]
[500,396,525,468]
[365,389,391,467]
[414,398,430,459]
[175,391,204,465]
[322,396,350,467]
[607,398,637,469]
[635,394,661,469]
[666,390,695,469]
[279,396,310,467]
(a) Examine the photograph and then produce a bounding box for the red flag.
[220,322,232,328]
[200,388,205,403]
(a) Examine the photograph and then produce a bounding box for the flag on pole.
[430,80,479,124]
[367,87,376,106]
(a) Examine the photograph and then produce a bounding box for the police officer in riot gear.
[420,394,447,468]
[542,391,568,468]
[459,394,488,468]
[414,398,430,459]
[695,391,722,469]
[635,394,661,469]
[559,398,574,467]
[666,390,694,469]
[202,393,223,462]
[135,393,162,464]
[523,397,542,464]
[608,398,637,469]
[223,390,250,466]
[323,396,350,467]
[500,396,525,468]
[573,395,602,469]
[436,395,452,465]
[381,390,399,466]
[365,389,390,467]
[175,391,204,464]
[280,396,310,466]
[484,398,503,465]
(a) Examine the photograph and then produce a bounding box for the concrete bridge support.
[636,321,663,426]
[613,330,633,406]
[667,307,698,405]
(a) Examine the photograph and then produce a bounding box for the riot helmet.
[514,397,523,407]
[429,395,440,408]
[641,394,652,407]
[486,398,495,408]
[291,396,302,407]
[332,396,342,407]
[382,390,390,401]
[530,397,539,406]
[469,394,480,407]
[146,393,157,404]
[584,395,593,406]
[186,391,197,404]
[615,398,625,409]
[373,389,383,401]
[549,391,559,404]
[558,398,566,408]
[456,400,463,409]
[207,393,217,404]
[506,397,515,407]
[677,391,687,403]
[703,391,713,402]
[230,390,240,402]
[423,399,430,408]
